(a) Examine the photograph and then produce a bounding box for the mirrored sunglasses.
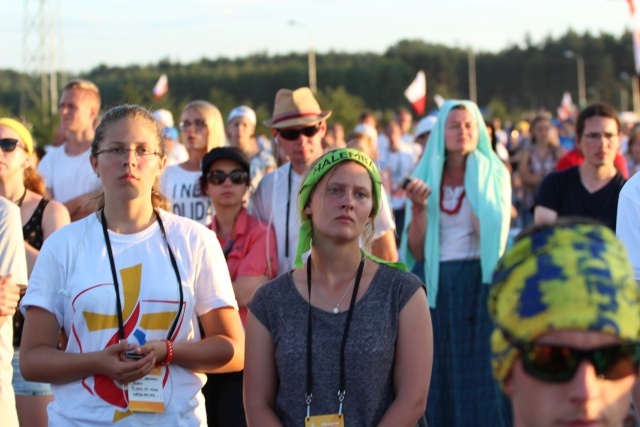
[206,170,249,185]
[513,338,640,383]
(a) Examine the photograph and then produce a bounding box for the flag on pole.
[557,91,575,121]
[404,71,427,115]
[153,74,169,99]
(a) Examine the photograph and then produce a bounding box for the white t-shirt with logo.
[37,144,101,204]
[160,165,213,226]
[21,210,237,426]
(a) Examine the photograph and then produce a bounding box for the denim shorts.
[11,350,53,396]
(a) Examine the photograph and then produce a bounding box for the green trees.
[1,30,636,147]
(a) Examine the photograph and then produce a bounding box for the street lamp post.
[564,50,586,109]
[289,20,317,94]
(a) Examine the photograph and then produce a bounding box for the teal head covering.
[399,100,512,307]
[294,148,406,270]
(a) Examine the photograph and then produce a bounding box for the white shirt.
[617,174,640,280]
[439,187,480,261]
[37,144,101,204]
[0,198,27,427]
[249,163,302,275]
[160,165,213,226]
[22,210,237,426]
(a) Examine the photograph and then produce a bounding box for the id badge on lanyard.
[127,366,165,413]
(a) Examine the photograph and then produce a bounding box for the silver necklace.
[313,260,364,314]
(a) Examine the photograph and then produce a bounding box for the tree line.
[0,29,635,146]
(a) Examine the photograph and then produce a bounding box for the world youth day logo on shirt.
[79,264,182,422]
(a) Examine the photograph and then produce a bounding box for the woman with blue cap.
[402,100,512,426]
[245,147,432,426]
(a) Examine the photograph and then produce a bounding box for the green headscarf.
[489,223,640,388]
[294,148,406,270]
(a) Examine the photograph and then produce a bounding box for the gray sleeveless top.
[247,264,428,427]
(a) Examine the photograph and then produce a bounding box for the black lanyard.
[305,257,365,418]
[285,165,292,259]
[101,209,184,342]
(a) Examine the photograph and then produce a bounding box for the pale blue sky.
[0,0,635,73]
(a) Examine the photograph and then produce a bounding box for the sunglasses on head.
[505,332,640,382]
[277,123,321,140]
[206,170,249,186]
[0,138,23,152]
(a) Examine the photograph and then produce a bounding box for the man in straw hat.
[249,87,332,274]
[489,219,640,427]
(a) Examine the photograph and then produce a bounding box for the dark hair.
[90,104,169,211]
[576,103,620,137]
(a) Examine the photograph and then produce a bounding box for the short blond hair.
[63,79,101,109]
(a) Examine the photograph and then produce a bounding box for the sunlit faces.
[90,119,166,202]
[0,126,29,179]
[505,330,636,427]
[273,121,326,171]
[58,89,98,133]
[203,158,248,208]
[304,161,374,244]
[227,116,255,147]
[445,108,478,155]
[180,108,209,152]
[577,116,620,169]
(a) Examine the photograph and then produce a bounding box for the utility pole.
[468,48,477,103]
[21,0,60,121]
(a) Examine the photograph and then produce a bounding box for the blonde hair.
[182,101,225,151]
[63,79,101,109]
[89,104,170,211]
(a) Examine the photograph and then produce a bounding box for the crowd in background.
[0,78,640,427]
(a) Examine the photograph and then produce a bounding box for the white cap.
[227,105,256,125]
[415,115,437,138]
[620,111,637,124]
[353,123,378,142]
[152,109,174,128]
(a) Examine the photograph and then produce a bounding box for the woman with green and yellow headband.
[0,118,70,427]
[245,148,432,426]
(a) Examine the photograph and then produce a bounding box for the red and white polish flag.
[404,71,427,115]
[153,74,169,99]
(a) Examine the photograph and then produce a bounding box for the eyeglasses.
[509,335,640,383]
[179,120,207,131]
[582,132,619,142]
[95,146,161,160]
[0,138,25,153]
[277,123,321,140]
[206,170,249,185]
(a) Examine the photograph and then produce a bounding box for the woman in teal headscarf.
[401,100,512,426]
[245,148,432,427]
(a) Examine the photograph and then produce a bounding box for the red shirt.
[556,148,629,179]
[209,208,278,325]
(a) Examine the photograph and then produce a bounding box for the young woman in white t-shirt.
[160,101,225,225]
[20,105,244,426]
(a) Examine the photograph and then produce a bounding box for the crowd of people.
[0,77,639,426]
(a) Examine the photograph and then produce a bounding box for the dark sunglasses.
[0,138,22,152]
[510,336,640,382]
[277,123,321,140]
[206,170,249,185]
